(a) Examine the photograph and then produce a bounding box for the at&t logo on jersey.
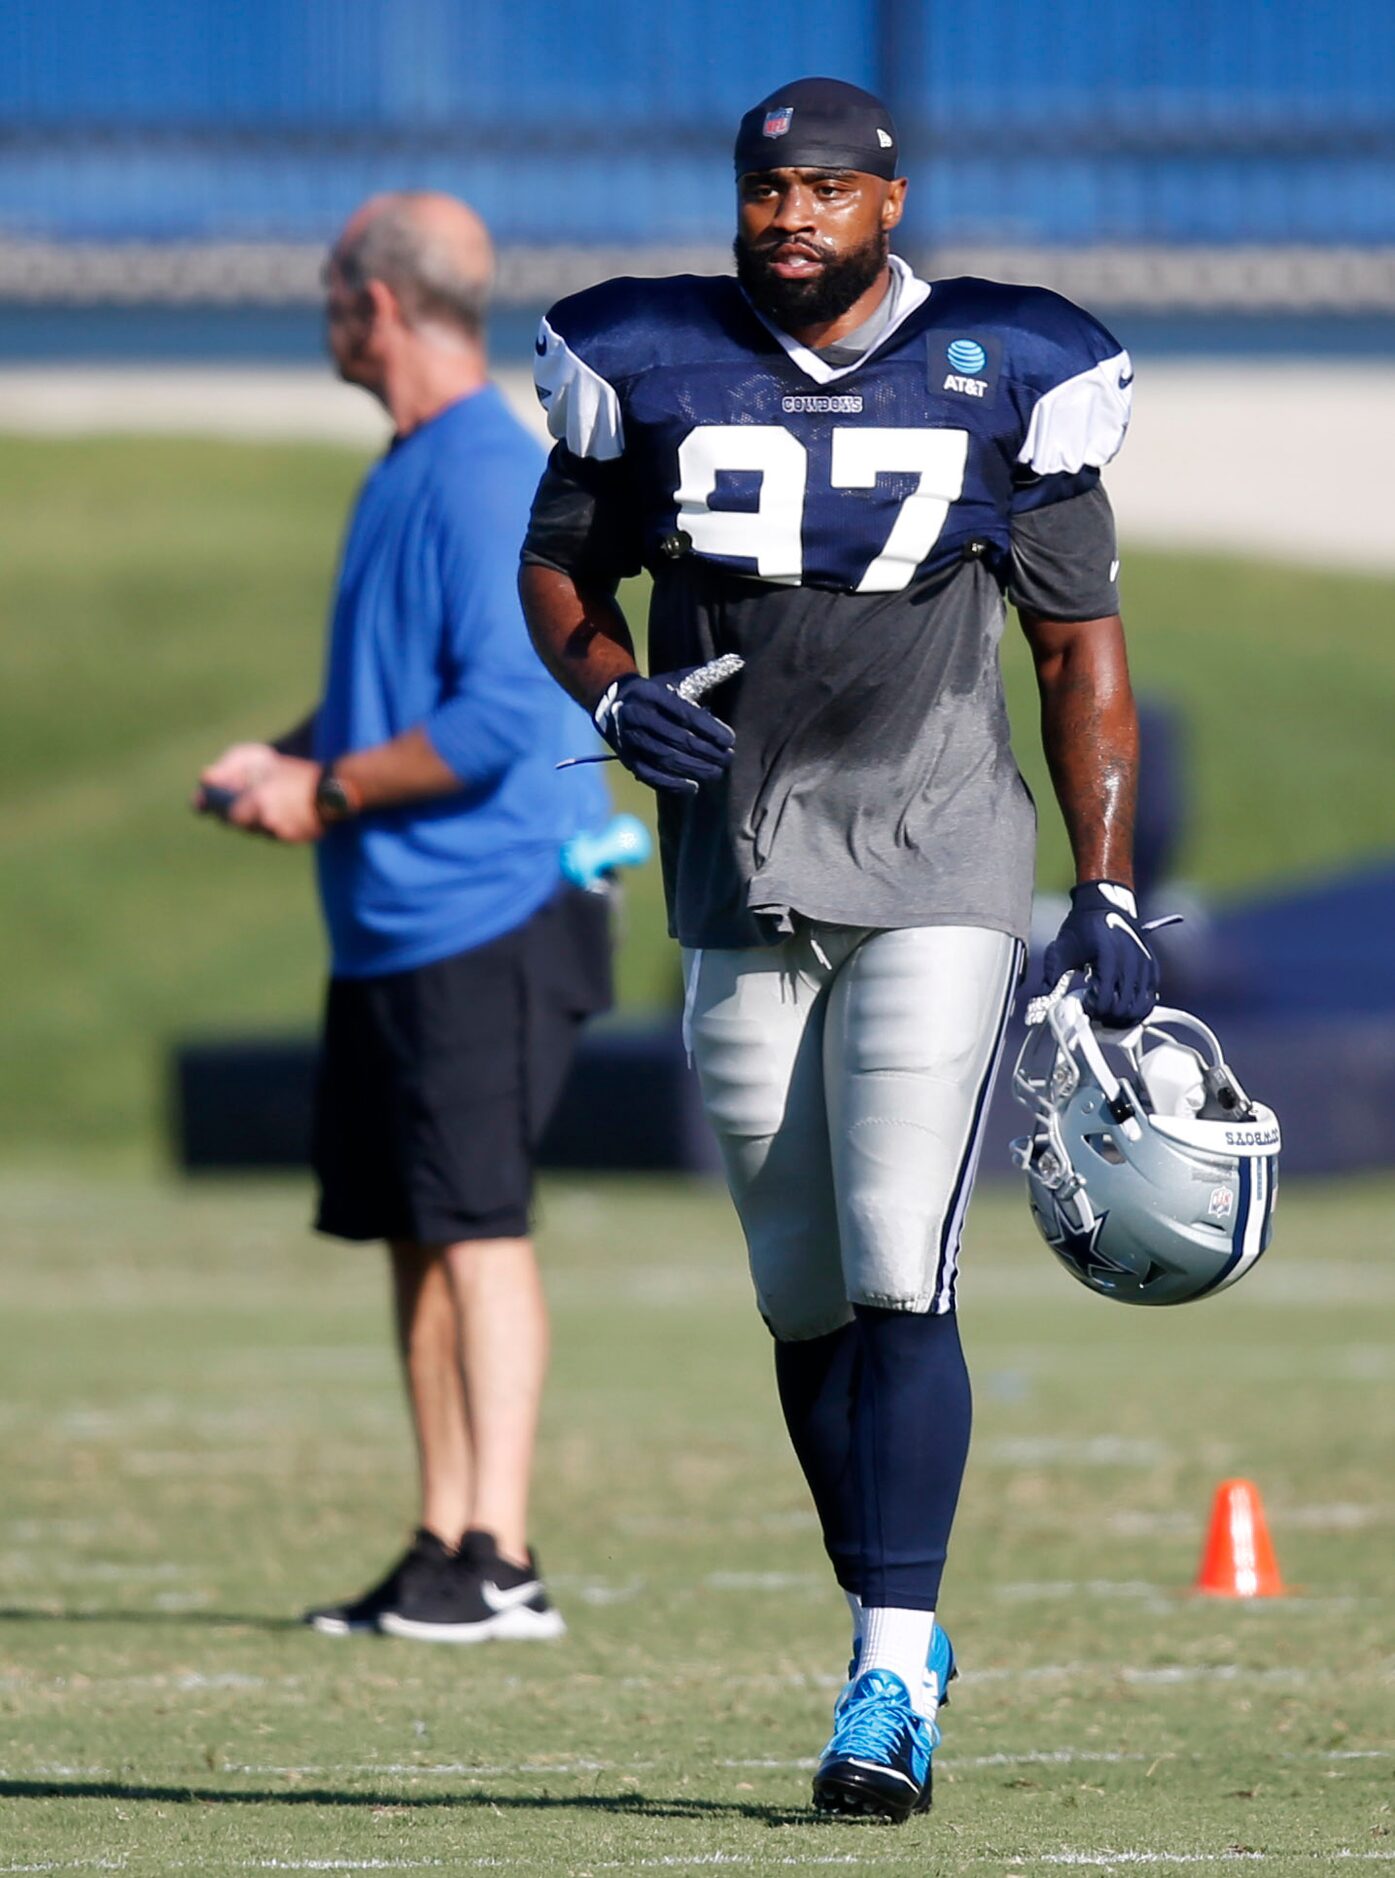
[939,335,1000,402]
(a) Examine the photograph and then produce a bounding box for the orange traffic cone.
[1194,1478,1286,1598]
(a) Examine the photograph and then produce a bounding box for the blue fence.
[3,0,1393,248]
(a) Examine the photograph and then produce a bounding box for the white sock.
[844,1588,864,1651]
[859,1606,938,1720]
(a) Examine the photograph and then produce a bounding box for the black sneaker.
[377,1528,566,1643]
[302,1528,456,1636]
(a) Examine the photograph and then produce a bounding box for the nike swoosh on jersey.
[535,333,548,355]
[1118,370,1135,388]
[1105,912,1151,956]
[1109,558,1121,582]
[480,1577,544,1614]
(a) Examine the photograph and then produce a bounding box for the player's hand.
[196,742,278,801]
[1043,881,1159,1028]
[593,668,735,794]
[225,756,325,844]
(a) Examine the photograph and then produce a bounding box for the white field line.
[990,1584,1364,1614]
[718,1750,1152,1771]
[609,1509,817,1536]
[7,1745,1386,1784]
[983,1437,1172,1467]
[0,1866,129,1875]
[5,1660,1377,1700]
[942,1663,1363,1688]
[548,1574,647,1606]
[1108,1504,1395,1537]
[226,1758,651,1779]
[0,1670,299,1693]
[5,1261,1392,1322]
[971,1266,1395,1308]
[704,1572,824,1592]
[1034,1859,1395,1869]
[2,1854,1394,1875]
[0,1557,192,1584]
[243,1857,1395,1873]
[720,1743,1392,1774]
[995,1580,1164,1601]
[119,1449,401,1477]
[242,1863,1395,1875]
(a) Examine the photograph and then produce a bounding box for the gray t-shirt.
[812,267,906,368]
[648,478,1118,949]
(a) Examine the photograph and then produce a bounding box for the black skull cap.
[734,77,900,181]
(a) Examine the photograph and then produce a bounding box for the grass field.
[4,434,1395,1164]
[3,426,1393,1868]
[1,1169,1392,1875]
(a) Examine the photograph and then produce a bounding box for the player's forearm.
[332,726,460,811]
[1029,612,1139,887]
[519,562,638,713]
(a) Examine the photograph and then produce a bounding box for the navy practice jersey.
[534,257,1130,590]
[526,257,1132,948]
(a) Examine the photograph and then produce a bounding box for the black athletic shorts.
[312,886,612,1245]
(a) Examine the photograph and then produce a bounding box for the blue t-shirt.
[314,384,609,977]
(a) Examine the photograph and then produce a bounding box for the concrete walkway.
[2,361,1390,574]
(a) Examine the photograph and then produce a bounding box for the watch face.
[316,775,353,822]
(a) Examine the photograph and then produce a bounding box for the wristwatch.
[314,765,362,825]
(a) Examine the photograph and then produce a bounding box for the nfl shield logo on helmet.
[763,107,793,139]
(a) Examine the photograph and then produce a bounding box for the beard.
[733,226,889,331]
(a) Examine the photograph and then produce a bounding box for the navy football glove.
[1044,880,1160,1028]
[593,668,735,794]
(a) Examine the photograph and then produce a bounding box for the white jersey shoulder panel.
[533,317,625,462]
[1018,350,1133,476]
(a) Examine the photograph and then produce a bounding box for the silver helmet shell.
[1011,988,1280,1306]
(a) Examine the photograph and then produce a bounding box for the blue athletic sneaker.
[840,1622,957,1721]
[813,1667,939,1822]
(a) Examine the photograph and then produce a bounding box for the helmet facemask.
[1012,991,1281,1306]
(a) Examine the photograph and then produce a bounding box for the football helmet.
[1010,982,1280,1306]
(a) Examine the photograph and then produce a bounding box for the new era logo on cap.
[763,107,793,138]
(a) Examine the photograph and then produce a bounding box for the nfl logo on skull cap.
[763,107,793,138]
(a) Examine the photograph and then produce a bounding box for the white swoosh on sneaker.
[1105,912,1151,956]
[480,1577,543,1614]
[846,1758,918,1790]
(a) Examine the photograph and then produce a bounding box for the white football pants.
[682,923,1022,1341]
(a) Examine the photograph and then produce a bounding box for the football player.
[519,75,1160,1824]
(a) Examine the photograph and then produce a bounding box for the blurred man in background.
[199,190,611,1642]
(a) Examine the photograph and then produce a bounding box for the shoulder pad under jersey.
[931,277,1134,476]
[533,275,741,462]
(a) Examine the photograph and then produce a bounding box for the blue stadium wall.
[4,0,1393,247]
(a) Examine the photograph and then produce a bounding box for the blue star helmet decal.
[1042,1197,1165,1292]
